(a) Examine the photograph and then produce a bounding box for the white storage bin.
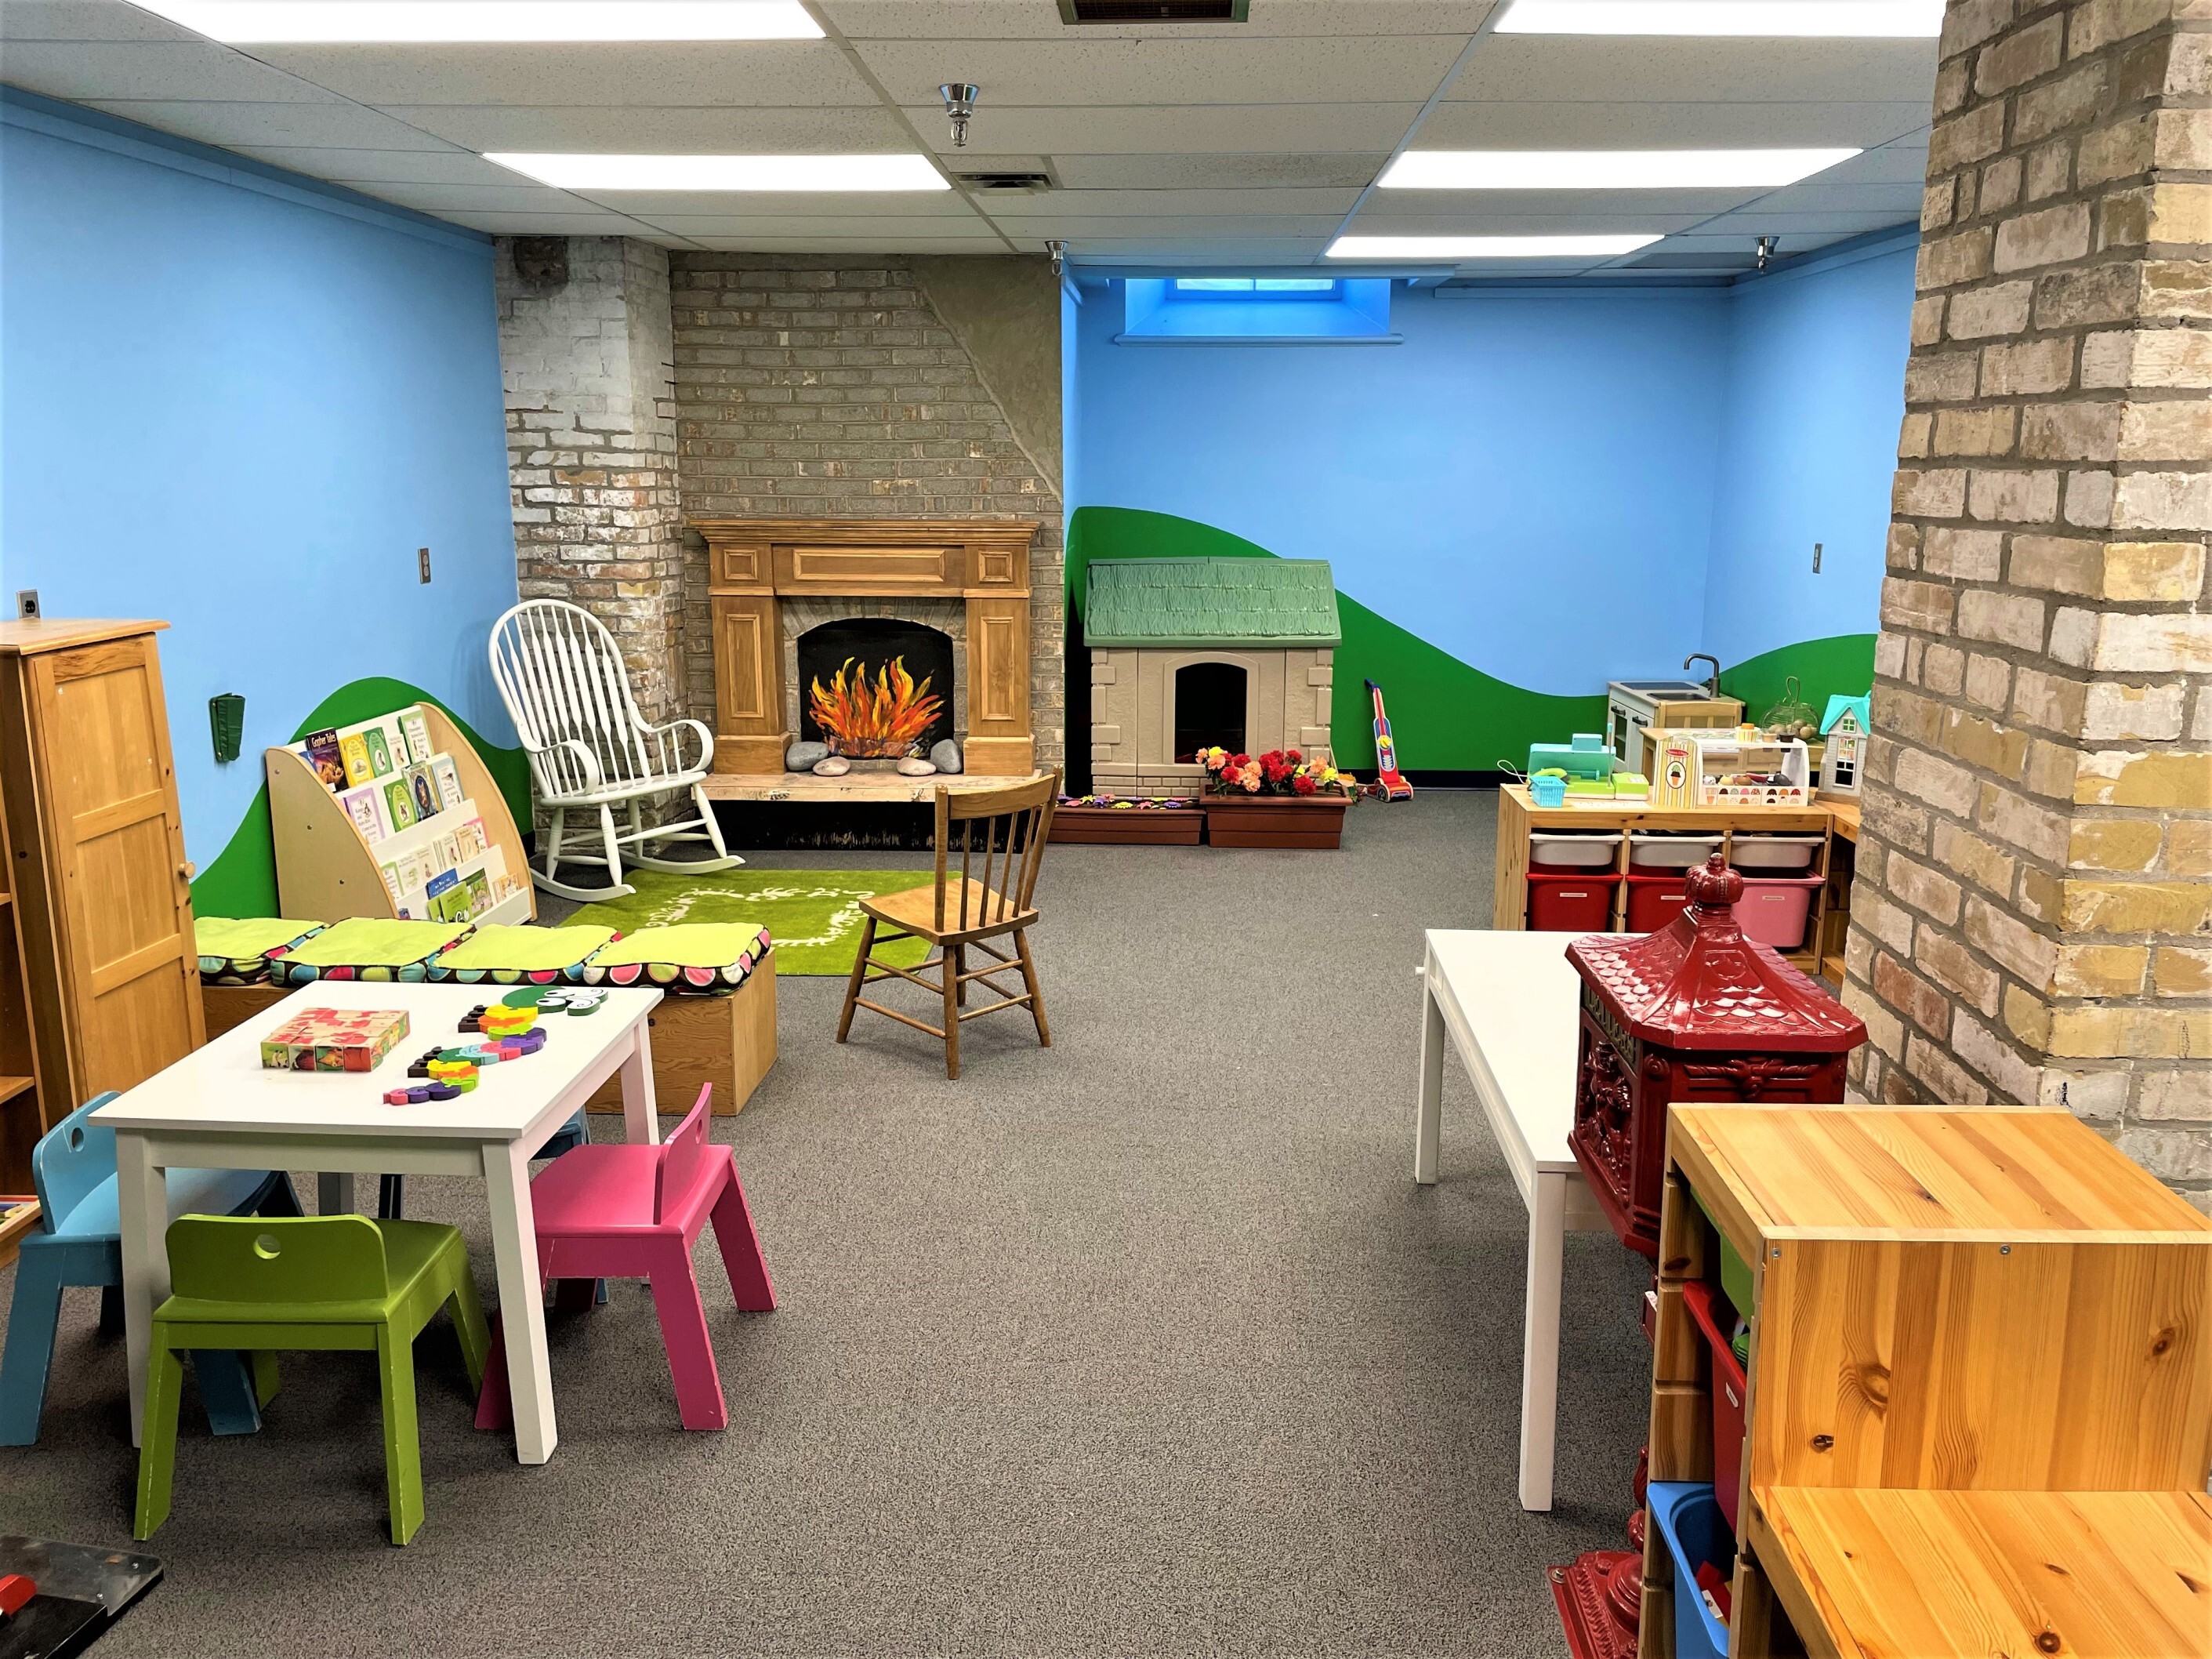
[1529,831,1623,868]
[1729,833,1824,872]
[1628,833,1722,871]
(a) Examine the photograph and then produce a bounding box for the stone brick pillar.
[495,235,687,726]
[1848,0,2211,1200]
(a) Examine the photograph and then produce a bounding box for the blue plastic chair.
[0,1094,303,1446]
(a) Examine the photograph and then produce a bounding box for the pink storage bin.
[1732,875,1823,950]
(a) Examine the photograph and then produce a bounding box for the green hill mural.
[191,676,529,920]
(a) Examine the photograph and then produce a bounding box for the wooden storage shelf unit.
[1642,1103,2212,1659]
[1494,786,1838,972]
[267,702,535,927]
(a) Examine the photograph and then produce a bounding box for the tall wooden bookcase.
[0,619,205,1189]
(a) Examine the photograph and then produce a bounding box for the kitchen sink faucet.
[1684,653,1721,699]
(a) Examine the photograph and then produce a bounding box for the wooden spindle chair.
[836,770,1061,1079]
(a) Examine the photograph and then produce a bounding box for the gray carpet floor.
[1,791,1652,1657]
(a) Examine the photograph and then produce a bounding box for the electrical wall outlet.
[1811,543,1823,573]
[418,547,432,583]
[15,590,38,619]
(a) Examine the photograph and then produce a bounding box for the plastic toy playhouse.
[1562,855,1865,1257]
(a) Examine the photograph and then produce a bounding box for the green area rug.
[560,868,932,975]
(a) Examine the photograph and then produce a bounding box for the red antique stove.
[1551,855,1865,1659]
[1565,853,1865,1258]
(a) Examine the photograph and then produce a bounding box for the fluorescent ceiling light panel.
[485,154,948,191]
[1327,234,1662,259]
[131,1,822,42]
[1496,1,1942,35]
[1380,149,1861,191]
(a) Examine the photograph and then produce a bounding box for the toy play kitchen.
[1605,656,1744,777]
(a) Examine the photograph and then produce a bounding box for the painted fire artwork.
[808,655,945,757]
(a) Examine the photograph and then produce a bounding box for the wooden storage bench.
[204,951,780,1117]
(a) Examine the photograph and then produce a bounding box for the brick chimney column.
[1847,0,2211,1201]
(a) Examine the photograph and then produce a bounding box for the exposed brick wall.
[1848,0,2212,1203]
[665,256,1065,770]
[495,236,686,728]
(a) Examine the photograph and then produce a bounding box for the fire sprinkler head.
[940,82,979,148]
[1046,239,1068,277]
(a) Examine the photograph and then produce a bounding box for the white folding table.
[93,980,662,1466]
[1414,928,1612,1512]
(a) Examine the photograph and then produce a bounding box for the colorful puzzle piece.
[479,1004,538,1038]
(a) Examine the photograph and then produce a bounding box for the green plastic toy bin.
[1691,1185,1756,1317]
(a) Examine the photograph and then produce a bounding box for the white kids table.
[93,979,662,1466]
[1414,929,1611,1512]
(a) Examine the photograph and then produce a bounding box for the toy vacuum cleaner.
[1365,680,1413,800]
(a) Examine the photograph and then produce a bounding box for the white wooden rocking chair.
[488,599,742,901]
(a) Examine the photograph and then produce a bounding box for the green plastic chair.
[133,1214,489,1546]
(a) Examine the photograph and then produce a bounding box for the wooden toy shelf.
[1492,786,1840,976]
[1643,1103,2212,1659]
[267,702,535,928]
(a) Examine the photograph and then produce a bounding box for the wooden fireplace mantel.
[693,517,1039,777]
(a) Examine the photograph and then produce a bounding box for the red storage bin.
[1626,874,1690,932]
[1684,1280,1749,1534]
[1526,872,1619,931]
[1732,874,1824,950]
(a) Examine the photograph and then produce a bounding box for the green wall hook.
[210,692,245,764]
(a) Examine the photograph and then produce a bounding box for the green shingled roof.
[1084,558,1341,648]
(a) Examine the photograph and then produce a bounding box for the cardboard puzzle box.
[259,1007,411,1073]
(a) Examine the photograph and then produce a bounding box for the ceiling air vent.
[956,171,1053,192]
[1058,1,1249,21]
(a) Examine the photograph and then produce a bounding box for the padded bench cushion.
[194,917,325,986]
[426,924,616,985]
[270,917,473,985]
[576,922,771,994]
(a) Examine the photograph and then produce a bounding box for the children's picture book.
[452,813,488,862]
[378,859,405,906]
[462,866,492,916]
[407,764,440,824]
[303,728,344,790]
[424,867,467,924]
[383,777,418,832]
[399,706,433,764]
[430,753,465,812]
[339,731,374,789]
[364,726,394,778]
[339,785,387,844]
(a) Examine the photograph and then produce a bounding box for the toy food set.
[260,1007,410,1073]
[1526,733,1616,780]
[1528,731,1652,807]
[1651,728,1811,807]
[1757,675,1820,742]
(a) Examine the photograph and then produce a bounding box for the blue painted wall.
[1071,237,1915,706]
[0,91,518,872]
[1705,233,1916,670]
[1074,281,1728,698]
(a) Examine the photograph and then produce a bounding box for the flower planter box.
[1050,802,1206,845]
[1203,795,1348,849]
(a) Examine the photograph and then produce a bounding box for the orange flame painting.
[808,655,945,757]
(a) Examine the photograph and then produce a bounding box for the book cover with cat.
[407,764,439,823]
[302,728,344,790]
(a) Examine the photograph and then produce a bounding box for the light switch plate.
[418,548,432,583]
[15,590,38,619]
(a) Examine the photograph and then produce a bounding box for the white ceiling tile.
[857,35,1472,107]
[1051,152,1387,188]
[366,103,916,151]
[0,1,201,42]
[1744,181,1925,213]
[1445,36,1938,104]
[824,1,1492,39]
[983,213,1345,237]
[242,41,879,107]
[228,147,517,183]
[0,38,332,100]
[567,190,980,218]
[430,209,681,234]
[76,97,459,148]
[1812,139,1932,183]
[675,234,1008,251]
[984,187,1363,216]
[629,212,998,235]
[335,180,607,213]
[902,103,1422,153]
[1347,209,1711,233]
[1691,210,1919,234]
[1416,100,1932,149]
[1362,187,1766,218]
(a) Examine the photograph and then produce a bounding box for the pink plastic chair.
[476,1086,775,1432]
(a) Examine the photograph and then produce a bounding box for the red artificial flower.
[1285,749,1302,764]
[1292,772,1317,795]
[1230,753,1251,770]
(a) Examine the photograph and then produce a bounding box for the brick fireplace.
[692,517,1042,778]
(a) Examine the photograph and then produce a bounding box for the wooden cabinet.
[0,620,204,1156]
[1642,1103,2212,1657]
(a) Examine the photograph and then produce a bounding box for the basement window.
[1119,278,1397,344]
